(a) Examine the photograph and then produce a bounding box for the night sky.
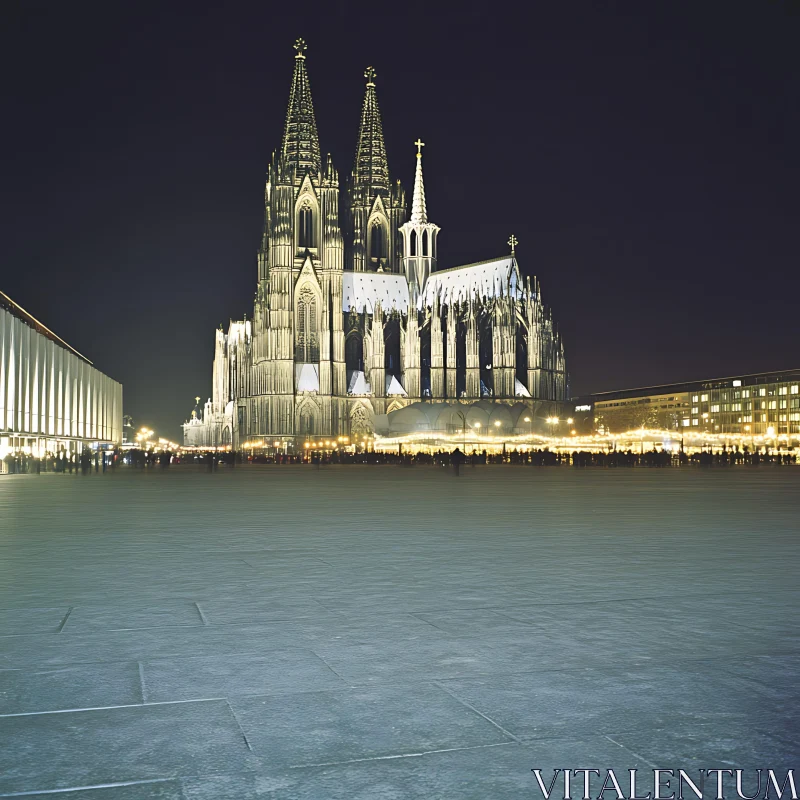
[2,3,798,437]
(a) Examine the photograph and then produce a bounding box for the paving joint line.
[0,778,172,797]
[137,661,148,703]
[603,734,658,769]
[55,607,73,633]
[287,740,514,769]
[225,699,253,751]
[433,680,522,743]
[194,601,209,625]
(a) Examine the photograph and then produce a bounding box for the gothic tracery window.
[296,287,319,363]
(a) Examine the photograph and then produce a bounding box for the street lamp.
[523,415,532,437]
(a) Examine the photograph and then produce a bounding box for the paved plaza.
[0,466,798,798]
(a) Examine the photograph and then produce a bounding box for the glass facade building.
[0,292,123,461]
[573,369,800,443]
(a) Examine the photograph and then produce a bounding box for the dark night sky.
[2,2,798,437]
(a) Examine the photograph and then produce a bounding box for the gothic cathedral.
[184,39,566,448]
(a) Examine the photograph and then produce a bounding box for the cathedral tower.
[347,67,406,273]
[249,38,345,442]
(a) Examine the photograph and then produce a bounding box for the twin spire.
[281,40,429,224]
[281,38,321,175]
[353,66,390,199]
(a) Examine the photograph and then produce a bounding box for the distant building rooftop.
[0,290,92,365]
[575,369,800,405]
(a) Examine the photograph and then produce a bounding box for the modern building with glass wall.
[0,291,123,461]
[572,369,800,444]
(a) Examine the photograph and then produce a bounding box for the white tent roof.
[295,363,319,393]
[514,378,531,397]
[347,370,372,395]
[386,374,407,396]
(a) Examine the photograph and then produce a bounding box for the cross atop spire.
[508,234,518,256]
[293,38,307,58]
[352,66,389,199]
[415,138,425,158]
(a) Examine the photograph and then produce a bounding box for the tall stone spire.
[281,38,321,176]
[352,66,389,201]
[410,139,428,224]
[400,140,439,294]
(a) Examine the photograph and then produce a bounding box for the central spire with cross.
[293,37,307,59]
[508,234,518,256]
[415,138,425,158]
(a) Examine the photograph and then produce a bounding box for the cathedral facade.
[184,39,566,449]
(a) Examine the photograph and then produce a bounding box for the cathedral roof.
[419,256,522,308]
[343,271,410,315]
[280,38,321,176]
[352,67,390,201]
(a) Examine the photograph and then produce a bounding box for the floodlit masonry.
[184,39,566,450]
[0,290,122,465]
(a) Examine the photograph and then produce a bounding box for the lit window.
[779,386,788,395]
[759,388,766,397]
[742,390,750,398]
[692,419,699,426]
[682,419,690,427]
[780,399,787,409]
[779,414,787,422]
[711,405,720,413]
[732,403,742,412]
[743,415,752,422]
[732,380,742,387]
[692,395,698,402]
[791,413,800,422]
[691,407,699,414]
[701,394,708,402]
[769,401,777,410]
[791,386,799,394]
[760,413,767,422]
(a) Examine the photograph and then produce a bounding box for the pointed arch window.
[369,221,387,266]
[422,230,428,256]
[297,204,316,249]
[296,287,319,362]
[410,230,417,257]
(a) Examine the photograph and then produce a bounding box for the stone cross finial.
[294,38,307,58]
[414,138,425,157]
[195,396,201,405]
[364,66,376,85]
[508,234,518,256]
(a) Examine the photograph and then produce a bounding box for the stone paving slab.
[0,606,70,636]
[0,699,256,795]
[140,649,348,702]
[0,661,142,714]
[0,467,798,795]
[15,781,186,799]
[230,684,514,768]
[179,737,644,800]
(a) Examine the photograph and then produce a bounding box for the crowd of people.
[3,445,796,476]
